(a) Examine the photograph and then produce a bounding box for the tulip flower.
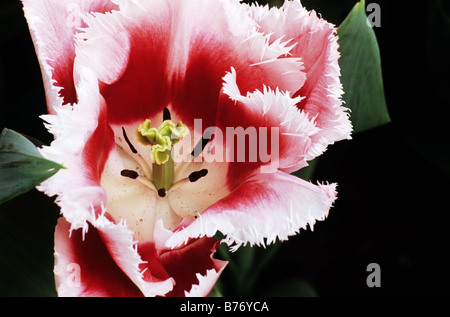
[22,0,351,296]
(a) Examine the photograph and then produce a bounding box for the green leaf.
[0,128,64,205]
[337,0,390,133]
[291,157,318,181]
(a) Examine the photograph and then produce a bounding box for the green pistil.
[137,118,188,191]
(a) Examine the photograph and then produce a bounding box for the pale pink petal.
[21,0,119,111]
[166,171,337,251]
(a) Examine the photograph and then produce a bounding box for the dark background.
[1,0,449,296]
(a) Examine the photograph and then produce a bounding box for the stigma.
[136,113,188,191]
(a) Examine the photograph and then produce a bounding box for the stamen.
[167,178,189,193]
[188,169,208,182]
[167,168,209,194]
[158,188,166,197]
[121,169,139,179]
[191,130,212,157]
[136,176,157,193]
[163,107,171,121]
[122,127,137,154]
[120,170,157,194]
[115,143,152,179]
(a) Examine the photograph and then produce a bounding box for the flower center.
[100,109,231,241]
[136,115,188,192]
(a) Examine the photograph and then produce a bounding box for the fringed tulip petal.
[166,171,337,251]
[247,0,352,163]
[21,0,119,110]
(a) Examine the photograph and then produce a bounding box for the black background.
[1,0,449,297]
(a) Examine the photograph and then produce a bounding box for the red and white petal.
[54,217,174,297]
[247,0,352,161]
[38,66,114,232]
[217,68,318,186]
[165,0,305,131]
[166,171,337,251]
[76,0,179,125]
[158,237,227,297]
[92,214,175,297]
[185,269,227,297]
[54,218,141,297]
[139,221,227,297]
[74,0,305,128]
[21,0,119,110]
